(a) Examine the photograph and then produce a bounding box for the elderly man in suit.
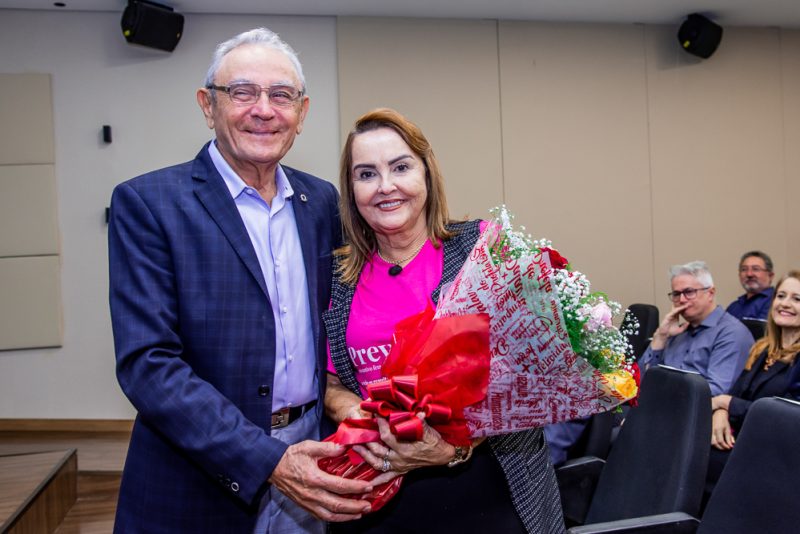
[108,28,372,533]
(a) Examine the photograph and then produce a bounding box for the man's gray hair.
[204,27,306,92]
[670,260,714,287]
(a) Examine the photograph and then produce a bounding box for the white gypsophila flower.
[489,204,637,377]
[494,205,531,253]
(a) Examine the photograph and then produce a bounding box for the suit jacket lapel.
[738,351,786,396]
[191,145,270,300]
[751,359,786,393]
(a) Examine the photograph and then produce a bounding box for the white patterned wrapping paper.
[435,229,626,437]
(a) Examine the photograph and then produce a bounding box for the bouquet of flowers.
[320,206,639,509]
[435,206,639,435]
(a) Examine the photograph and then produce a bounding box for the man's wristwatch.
[447,444,473,468]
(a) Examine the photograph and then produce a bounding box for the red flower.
[628,362,641,407]
[541,247,569,270]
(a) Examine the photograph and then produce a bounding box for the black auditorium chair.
[558,366,711,532]
[739,317,766,341]
[564,410,615,462]
[699,396,800,533]
[615,396,800,533]
[558,303,661,466]
[622,303,659,359]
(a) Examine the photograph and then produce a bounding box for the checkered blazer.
[324,220,565,533]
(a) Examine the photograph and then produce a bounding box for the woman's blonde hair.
[336,108,452,284]
[743,270,800,370]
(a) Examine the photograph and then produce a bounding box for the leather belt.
[271,399,317,429]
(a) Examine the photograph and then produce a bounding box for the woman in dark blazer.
[323,108,564,533]
[706,270,800,488]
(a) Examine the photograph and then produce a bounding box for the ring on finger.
[381,458,391,472]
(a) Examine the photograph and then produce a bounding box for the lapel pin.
[300,193,308,202]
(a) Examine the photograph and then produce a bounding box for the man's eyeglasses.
[668,287,711,302]
[739,266,769,274]
[206,83,304,107]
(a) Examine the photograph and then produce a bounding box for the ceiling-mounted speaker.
[677,13,723,59]
[121,0,184,52]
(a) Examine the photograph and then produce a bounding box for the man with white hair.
[109,28,371,532]
[639,261,754,396]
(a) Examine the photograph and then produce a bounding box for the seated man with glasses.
[726,250,775,323]
[639,261,754,396]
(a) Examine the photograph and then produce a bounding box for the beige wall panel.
[499,22,654,311]
[0,73,54,165]
[337,17,502,220]
[782,30,800,271]
[0,165,59,256]
[0,256,62,350]
[646,27,786,317]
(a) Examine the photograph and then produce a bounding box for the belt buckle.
[271,407,290,429]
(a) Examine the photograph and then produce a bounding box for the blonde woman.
[706,270,800,489]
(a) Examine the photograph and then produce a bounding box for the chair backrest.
[699,397,800,534]
[739,318,766,341]
[584,366,711,524]
[623,303,660,359]
[566,410,616,462]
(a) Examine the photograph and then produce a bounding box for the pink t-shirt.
[327,222,487,398]
[327,240,442,397]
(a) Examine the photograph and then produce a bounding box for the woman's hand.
[353,416,455,484]
[325,374,369,423]
[710,408,735,450]
[711,394,732,412]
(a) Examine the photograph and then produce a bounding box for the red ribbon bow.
[361,375,453,441]
[319,307,492,512]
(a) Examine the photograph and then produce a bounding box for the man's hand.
[269,440,373,522]
[650,304,690,350]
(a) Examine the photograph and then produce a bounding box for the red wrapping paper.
[318,418,403,512]
[319,306,491,512]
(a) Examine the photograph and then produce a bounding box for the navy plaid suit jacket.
[108,143,341,532]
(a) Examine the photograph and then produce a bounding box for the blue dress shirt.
[209,142,316,411]
[726,286,774,321]
[639,306,754,396]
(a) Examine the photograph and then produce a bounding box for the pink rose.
[585,302,613,331]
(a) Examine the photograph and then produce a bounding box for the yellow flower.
[602,369,638,401]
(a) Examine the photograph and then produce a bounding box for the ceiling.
[2,0,800,29]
